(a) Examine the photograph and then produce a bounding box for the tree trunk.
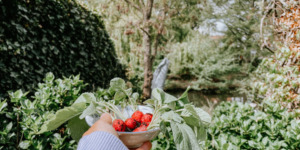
[142,0,154,99]
[142,29,152,99]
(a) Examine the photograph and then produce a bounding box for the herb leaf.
[38,102,86,134]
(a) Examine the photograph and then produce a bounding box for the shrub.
[0,0,125,97]
[0,73,86,149]
[167,33,242,91]
[204,101,300,149]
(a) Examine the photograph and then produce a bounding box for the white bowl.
[85,105,160,148]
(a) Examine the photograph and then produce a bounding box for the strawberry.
[133,125,147,132]
[141,113,152,123]
[113,119,126,132]
[131,110,144,123]
[125,118,137,130]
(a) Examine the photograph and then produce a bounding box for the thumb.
[99,113,112,124]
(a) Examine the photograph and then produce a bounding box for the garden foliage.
[167,33,242,91]
[0,73,85,149]
[0,0,125,97]
[205,101,300,149]
[38,78,211,150]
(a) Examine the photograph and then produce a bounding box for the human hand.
[129,141,152,150]
[82,113,152,150]
[83,113,118,137]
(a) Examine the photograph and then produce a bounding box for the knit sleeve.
[77,131,128,150]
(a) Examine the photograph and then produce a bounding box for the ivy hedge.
[0,0,125,97]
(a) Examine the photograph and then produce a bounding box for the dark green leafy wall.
[0,0,125,97]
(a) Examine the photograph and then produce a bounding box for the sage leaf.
[171,122,200,150]
[67,115,90,142]
[79,102,96,119]
[38,102,86,133]
[164,92,178,103]
[161,111,183,123]
[195,107,211,125]
[109,78,126,91]
[73,93,96,104]
[178,86,190,104]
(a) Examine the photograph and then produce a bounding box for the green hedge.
[0,0,125,97]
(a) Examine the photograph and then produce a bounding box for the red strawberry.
[131,111,144,123]
[133,125,147,132]
[113,119,126,132]
[125,118,137,130]
[141,113,152,123]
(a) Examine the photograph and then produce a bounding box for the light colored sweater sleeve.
[77,131,128,150]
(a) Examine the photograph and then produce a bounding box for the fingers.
[100,113,112,124]
[83,113,115,137]
[131,141,152,150]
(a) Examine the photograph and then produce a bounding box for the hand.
[83,113,152,150]
[83,113,118,137]
[130,141,152,150]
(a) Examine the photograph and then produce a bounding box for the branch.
[262,44,275,53]
[139,0,145,7]
[145,0,154,19]
[124,0,142,12]
[151,31,162,64]
[139,27,150,37]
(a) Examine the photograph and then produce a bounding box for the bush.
[0,0,125,97]
[205,101,300,149]
[167,33,242,91]
[0,73,86,149]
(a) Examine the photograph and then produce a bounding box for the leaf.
[38,103,86,134]
[195,108,211,125]
[171,122,200,150]
[171,122,183,148]
[114,91,126,102]
[161,111,183,123]
[195,125,207,142]
[144,99,155,106]
[19,140,30,149]
[181,115,200,127]
[131,92,139,102]
[151,88,163,104]
[79,102,96,119]
[73,93,96,104]
[6,122,13,131]
[164,92,178,103]
[0,100,7,112]
[183,104,200,120]
[67,115,90,142]
[45,72,55,82]
[109,78,126,91]
[124,88,132,96]
[178,86,191,104]
[9,90,26,103]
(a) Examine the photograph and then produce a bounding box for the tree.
[248,0,300,110]
[78,0,202,99]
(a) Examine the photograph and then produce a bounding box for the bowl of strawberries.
[85,105,160,148]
